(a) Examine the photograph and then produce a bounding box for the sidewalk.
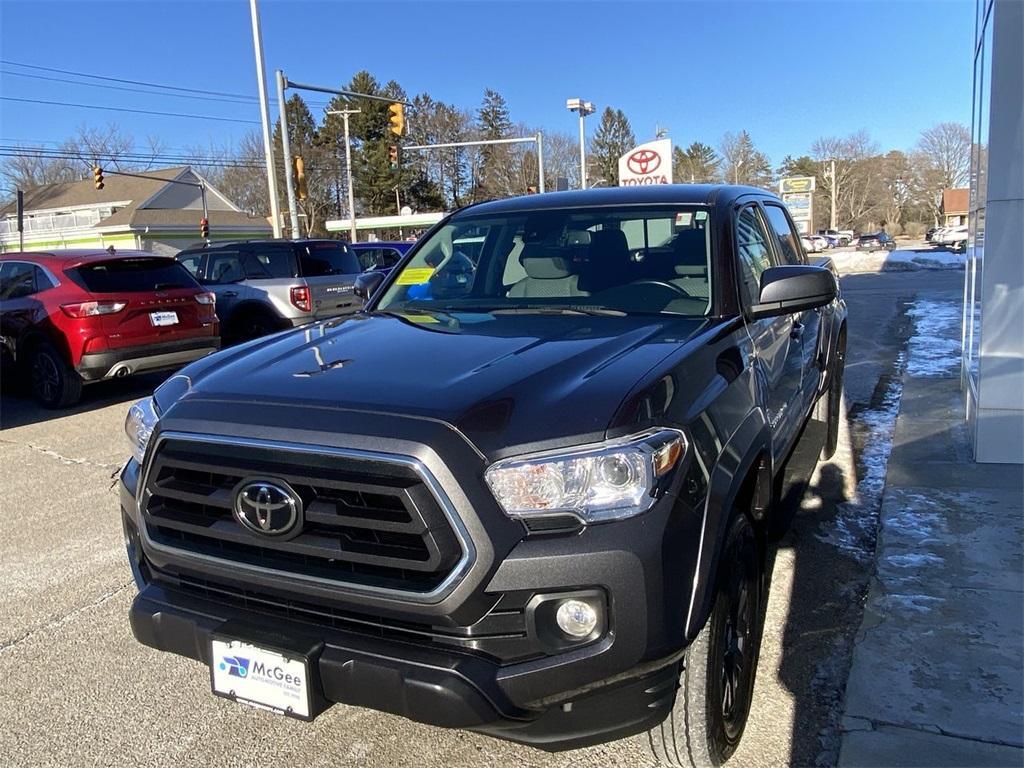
[838,372,1024,766]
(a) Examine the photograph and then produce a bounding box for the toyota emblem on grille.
[233,480,301,536]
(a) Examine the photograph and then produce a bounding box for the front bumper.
[118,416,705,749]
[77,336,220,381]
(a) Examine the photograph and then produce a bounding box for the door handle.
[790,322,805,340]
[221,291,238,298]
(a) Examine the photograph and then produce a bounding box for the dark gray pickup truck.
[121,185,846,766]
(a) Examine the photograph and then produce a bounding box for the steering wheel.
[628,280,693,298]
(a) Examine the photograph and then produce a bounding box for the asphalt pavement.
[0,270,966,768]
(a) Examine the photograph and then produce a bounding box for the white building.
[0,166,271,255]
[963,0,1023,463]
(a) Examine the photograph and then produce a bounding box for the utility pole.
[536,131,546,193]
[327,108,360,242]
[276,70,301,239]
[566,98,595,189]
[830,157,838,230]
[248,0,281,238]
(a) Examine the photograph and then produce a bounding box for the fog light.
[555,599,599,638]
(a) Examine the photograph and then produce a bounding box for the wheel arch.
[684,407,772,639]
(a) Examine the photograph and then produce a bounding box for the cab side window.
[762,204,806,266]
[735,206,775,307]
[379,248,401,269]
[245,244,295,279]
[177,252,204,280]
[206,251,244,284]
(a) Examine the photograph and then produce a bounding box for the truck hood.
[167,312,709,458]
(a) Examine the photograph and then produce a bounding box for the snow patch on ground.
[830,247,965,275]
[906,300,962,377]
[815,358,904,563]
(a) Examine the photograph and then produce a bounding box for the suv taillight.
[195,292,216,305]
[290,286,311,312]
[61,300,126,318]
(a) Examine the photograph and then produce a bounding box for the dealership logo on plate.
[219,655,250,678]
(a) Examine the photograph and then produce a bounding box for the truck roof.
[463,184,774,215]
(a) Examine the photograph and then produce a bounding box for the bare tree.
[811,130,880,228]
[912,122,971,224]
[720,131,772,187]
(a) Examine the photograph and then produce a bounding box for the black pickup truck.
[121,186,846,766]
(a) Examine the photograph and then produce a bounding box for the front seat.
[507,244,586,298]
[578,228,631,294]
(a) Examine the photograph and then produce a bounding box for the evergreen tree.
[672,142,721,183]
[720,131,772,188]
[589,108,636,186]
[474,89,513,199]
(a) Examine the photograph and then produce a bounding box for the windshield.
[376,205,713,317]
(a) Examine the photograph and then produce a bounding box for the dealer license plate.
[149,311,179,327]
[210,638,312,719]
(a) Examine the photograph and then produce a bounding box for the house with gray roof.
[0,166,271,254]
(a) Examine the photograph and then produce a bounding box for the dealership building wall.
[962,0,1024,463]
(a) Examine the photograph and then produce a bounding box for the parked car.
[925,226,940,242]
[809,234,830,252]
[818,229,852,246]
[121,186,847,766]
[348,241,414,275]
[176,239,365,344]
[800,235,815,253]
[935,224,968,251]
[855,232,897,252]
[0,250,219,407]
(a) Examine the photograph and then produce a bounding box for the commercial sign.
[780,176,815,235]
[618,139,673,186]
[780,176,816,194]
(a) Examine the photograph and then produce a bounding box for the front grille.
[141,436,465,594]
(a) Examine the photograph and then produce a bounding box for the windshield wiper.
[490,305,627,317]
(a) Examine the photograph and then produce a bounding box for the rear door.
[296,242,362,317]
[762,202,822,416]
[68,257,210,347]
[735,204,805,463]
[201,249,248,322]
[0,261,50,364]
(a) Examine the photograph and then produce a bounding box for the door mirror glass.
[354,271,385,300]
[748,265,837,320]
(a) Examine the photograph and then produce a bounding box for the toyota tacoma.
[121,186,846,766]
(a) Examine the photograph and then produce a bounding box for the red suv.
[0,250,220,407]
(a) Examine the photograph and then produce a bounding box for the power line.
[1,97,261,125]
[0,70,257,105]
[0,59,255,100]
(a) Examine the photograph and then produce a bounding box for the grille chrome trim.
[138,431,476,604]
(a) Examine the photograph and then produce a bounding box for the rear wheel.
[648,513,764,767]
[227,309,280,345]
[29,342,82,408]
[820,329,847,460]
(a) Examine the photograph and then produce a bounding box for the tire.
[820,330,847,460]
[648,514,764,767]
[29,341,82,408]
[227,309,280,345]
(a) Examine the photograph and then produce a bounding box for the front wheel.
[819,330,847,459]
[648,514,764,767]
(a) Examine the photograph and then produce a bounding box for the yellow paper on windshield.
[395,267,434,285]
[403,314,440,324]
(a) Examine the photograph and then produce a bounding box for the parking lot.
[0,270,965,768]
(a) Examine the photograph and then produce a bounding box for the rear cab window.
[68,258,199,293]
[298,242,361,277]
[243,244,296,279]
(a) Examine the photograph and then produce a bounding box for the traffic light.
[388,145,400,170]
[293,155,307,200]
[199,217,209,239]
[388,103,404,136]
[93,166,104,190]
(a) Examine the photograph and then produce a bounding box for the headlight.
[124,397,159,465]
[484,429,686,524]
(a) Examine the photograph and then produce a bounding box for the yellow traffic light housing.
[388,145,400,170]
[93,165,104,190]
[199,217,209,239]
[388,103,405,137]
[293,155,308,200]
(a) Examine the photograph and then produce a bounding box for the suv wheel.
[648,513,764,767]
[29,342,82,408]
[228,309,280,344]
[819,330,847,460]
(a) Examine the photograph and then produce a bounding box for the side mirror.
[354,271,385,300]
[748,265,837,320]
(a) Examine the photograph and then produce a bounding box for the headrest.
[671,228,707,272]
[565,230,591,246]
[520,245,573,279]
[589,228,628,254]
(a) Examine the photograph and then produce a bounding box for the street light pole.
[248,0,281,238]
[830,157,838,231]
[566,98,595,189]
[328,108,361,242]
[276,70,301,239]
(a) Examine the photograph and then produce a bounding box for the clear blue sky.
[0,0,974,164]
